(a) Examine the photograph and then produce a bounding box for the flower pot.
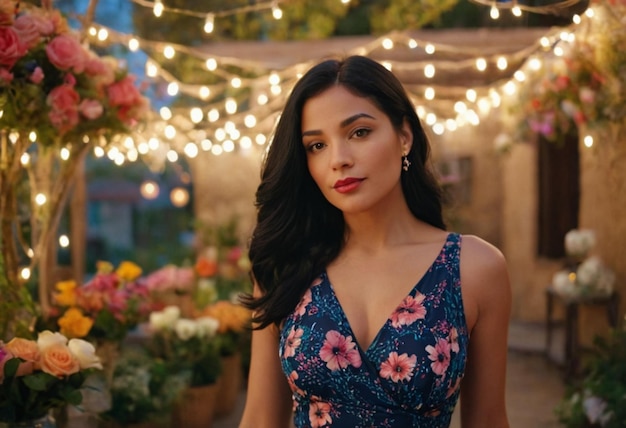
[171,383,219,428]
[215,352,243,417]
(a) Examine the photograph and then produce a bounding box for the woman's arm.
[459,235,512,428]
[239,290,294,428]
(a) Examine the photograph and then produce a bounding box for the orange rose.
[195,257,218,277]
[39,343,80,377]
[5,338,40,362]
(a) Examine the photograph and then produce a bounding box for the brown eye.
[353,128,371,138]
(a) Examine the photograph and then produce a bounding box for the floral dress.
[279,233,468,428]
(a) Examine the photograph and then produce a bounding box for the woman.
[240,55,511,428]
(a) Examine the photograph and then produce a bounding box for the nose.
[329,141,353,170]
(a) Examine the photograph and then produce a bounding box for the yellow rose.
[54,280,77,306]
[58,308,94,338]
[115,261,142,281]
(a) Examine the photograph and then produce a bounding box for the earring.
[402,154,411,172]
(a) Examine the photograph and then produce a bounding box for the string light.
[153,0,163,17]
[204,13,215,34]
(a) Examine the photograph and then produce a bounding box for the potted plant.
[147,306,222,428]
[556,318,626,427]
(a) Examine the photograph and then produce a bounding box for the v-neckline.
[323,233,451,354]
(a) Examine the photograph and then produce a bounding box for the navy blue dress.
[279,233,468,427]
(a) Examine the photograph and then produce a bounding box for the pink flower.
[46,84,80,134]
[579,87,596,104]
[29,66,44,84]
[13,12,54,49]
[294,289,312,317]
[390,293,427,328]
[309,397,332,427]
[379,352,417,383]
[45,34,86,73]
[426,338,451,376]
[144,265,195,292]
[284,327,303,358]
[107,74,142,107]
[0,27,27,68]
[287,370,305,397]
[79,99,103,120]
[319,330,361,371]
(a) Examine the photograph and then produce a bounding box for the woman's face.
[301,85,412,215]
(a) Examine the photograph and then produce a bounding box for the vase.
[7,413,57,428]
[215,352,243,417]
[171,383,219,428]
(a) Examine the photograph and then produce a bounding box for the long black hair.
[241,55,444,329]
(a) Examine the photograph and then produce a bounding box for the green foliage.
[101,348,188,425]
[556,326,626,427]
[0,359,89,423]
[367,0,459,34]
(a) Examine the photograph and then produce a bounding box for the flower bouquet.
[0,330,102,424]
[51,261,152,344]
[0,0,150,146]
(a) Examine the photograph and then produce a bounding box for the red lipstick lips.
[333,177,363,193]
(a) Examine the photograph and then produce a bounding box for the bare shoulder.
[460,234,508,278]
[458,234,511,330]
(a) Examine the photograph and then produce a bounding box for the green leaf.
[22,372,57,391]
[3,358,20,378]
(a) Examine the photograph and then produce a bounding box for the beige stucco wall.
[577,125,626,341]
[501,124,626,334]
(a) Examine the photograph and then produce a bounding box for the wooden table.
[545,286,619,377]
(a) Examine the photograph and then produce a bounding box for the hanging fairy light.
[204,13,215,33]
[153,0,163,17]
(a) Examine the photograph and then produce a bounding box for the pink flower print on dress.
[287,370,305,397]
[284,327,304,358]
[309,396,332,427]
[390,293,427,328]
[379,352,417,383]
[294,289,312,318]
[449,327,460,353]
[426,338,451,376]
[319,330,362,371]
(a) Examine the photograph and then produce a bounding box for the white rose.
[68,339,103,370]
[582,394,609,425]
[174,319,198,341]
[37,330,68,350]
[195,316,220,338]
[149,305,180,331]
[577,256,602,287]
[552,270,577,296]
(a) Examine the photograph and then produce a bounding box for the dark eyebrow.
[302,113,375,138]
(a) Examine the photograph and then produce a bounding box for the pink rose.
[29,66,44,84]
[45,34,86,73]
[79,99,103,120]
[0,27,27,68]
[13,13,54,49]
[47,84,80,134]
[107,75,142,107]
